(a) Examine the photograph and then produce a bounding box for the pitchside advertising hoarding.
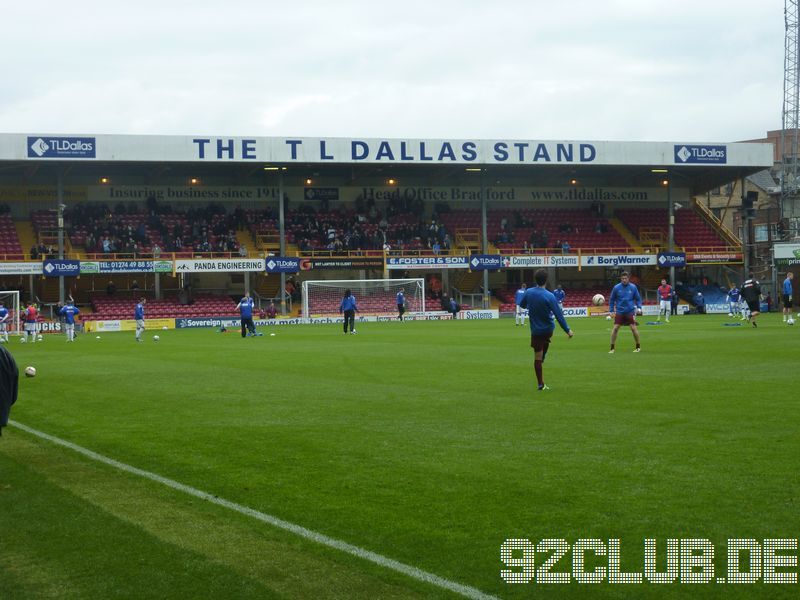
[657,251,686,268]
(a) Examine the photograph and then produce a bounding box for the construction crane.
[780,0,800,239]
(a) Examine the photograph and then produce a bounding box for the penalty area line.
[9,420,498,600]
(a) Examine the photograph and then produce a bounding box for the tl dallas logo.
[27,136,96,158]
[674,144,726,164]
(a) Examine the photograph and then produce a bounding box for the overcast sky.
[0,1,785,142]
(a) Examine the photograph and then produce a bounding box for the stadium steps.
[235,230,256,255]
[15,220,37,256]
[455,270,483,294]
[691,199,742,247]
[254,273,281,300]
[607,217,642,252]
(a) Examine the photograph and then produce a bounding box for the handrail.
[692,198,742,247]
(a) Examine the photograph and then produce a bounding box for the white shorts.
[660,300,670,311]
[0,322,7,332]
[136,319,145,329]
[24,322,37,333]
[515,305,527,316]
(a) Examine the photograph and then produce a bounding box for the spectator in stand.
[670,288,679,316]
[265,301,277,319]
[561,240,571,254]
[30,245,38,259]
[131,280,140,295]
[152,243,161,258]
[106,280,116,296]
[102,237,111,253]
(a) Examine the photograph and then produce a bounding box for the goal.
[302,278,425,319]
[0,290,21,337]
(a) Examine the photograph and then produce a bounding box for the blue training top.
[514,288,526,305]
[553,288,566,303]
[728,288,740,302]
[609,282,641,315]
[784,277,793,295]
[340,295,358,312]
[520,286,570,336]
[59,304,80,325]
[238,297,254,318]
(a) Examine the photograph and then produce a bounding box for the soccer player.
[727,283,741,318]
[608,271,642,353]
[553,285,566,311]
[236,292,256,337]
[0,301,9,343]
[741,273,761,328]
[519,269,573,391]
[782,271,794,323]
[656,279,672,322]
[23,302,38,343]
[396,288,406,321]
[339,288,358,334]
[58,300,80,342]
[134,297,146,341]
[514,283,527,326]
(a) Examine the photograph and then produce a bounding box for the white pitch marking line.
[9,420,498,600]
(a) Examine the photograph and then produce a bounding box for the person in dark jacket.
[0,345,19,437]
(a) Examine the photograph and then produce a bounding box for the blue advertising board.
[469,254,504,271]
[265,257,301,273]
[42,259,81,277]
[657,251,686,268]
[28,136,96,159]
[673,144,726,164]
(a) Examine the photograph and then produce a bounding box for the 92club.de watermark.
[501,538,798,584]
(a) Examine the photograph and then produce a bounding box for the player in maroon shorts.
[608,271,642,353]
[519,269,574,391]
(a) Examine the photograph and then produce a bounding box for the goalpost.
[0,290,21,338]
[302,278,425,319]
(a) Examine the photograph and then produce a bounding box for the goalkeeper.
[396,288,406,321]
[339,289,359,334]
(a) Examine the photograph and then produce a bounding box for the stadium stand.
[0,214,24,259]
[84,294,239,321]
[614,208,728,249]
[438,209,631,252]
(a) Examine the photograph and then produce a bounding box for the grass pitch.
[1,314,798,599]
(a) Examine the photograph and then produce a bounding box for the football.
[24,366,36,377]
[153,335,160,342]
[592,294,605,306]
[788,318,795,326]
[19,336,26,343]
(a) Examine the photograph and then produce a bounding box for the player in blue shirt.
[519,269,573,391]
[782,271,794,323]
[58,301,80,342]
[608,271,642,353]
[727,284,741,318]
[553,285,566,310]
[339,289,358,334]
[134,297,146,342]
[236,292,257,338]
[514,283,527,326]
[396,288,406,321]
[0,301,9,343]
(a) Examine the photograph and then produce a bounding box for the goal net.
[302,278,425,319]
[0,290,21,337]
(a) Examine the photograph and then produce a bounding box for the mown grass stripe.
[9,419,498,600]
